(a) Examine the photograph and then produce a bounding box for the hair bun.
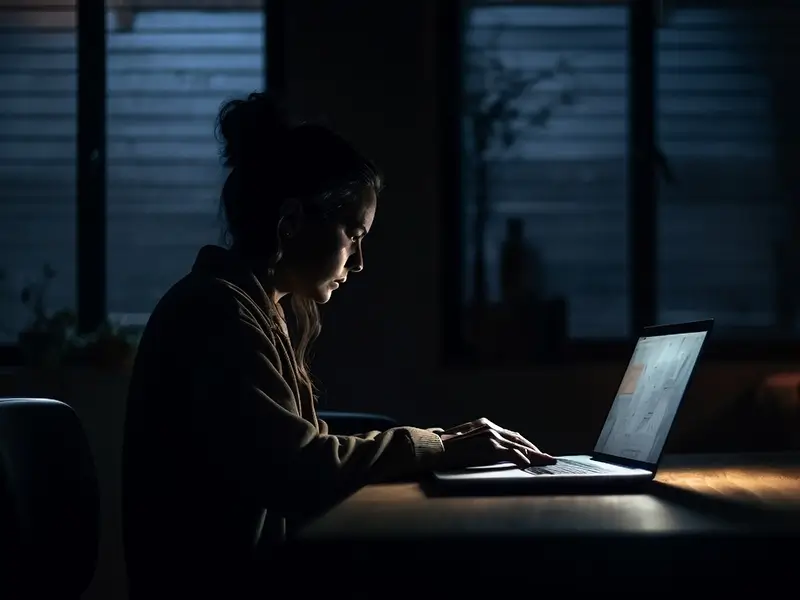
[216,92,292,169]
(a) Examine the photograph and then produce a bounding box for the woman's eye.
[347,228,366,244]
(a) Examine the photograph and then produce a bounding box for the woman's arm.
[316,420,444,437]
[189,291,443,520]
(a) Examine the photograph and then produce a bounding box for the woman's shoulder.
[150,271,280,341]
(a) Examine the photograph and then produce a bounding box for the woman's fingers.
[457,419,550,456]
[440,419,556,468]
[448,427,555,464]
[506,447,531,467]
[500,428,540,453]
[496,428,555,460]
[487,430,555,465]
[490,438,530,467]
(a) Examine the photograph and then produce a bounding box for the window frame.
[441,0,799,365]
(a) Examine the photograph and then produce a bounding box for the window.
[456,0,800,365]
[105,1,266,325]
[0,0,77,344]
[657,1,800,338]
[460,3,630,361]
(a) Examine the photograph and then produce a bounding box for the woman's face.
[279,187,377,303]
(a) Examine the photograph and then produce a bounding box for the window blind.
[657,0,800,336]
[105,1,265,325]
[462,4,629,338]
[0,0,77,343]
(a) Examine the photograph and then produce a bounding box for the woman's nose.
[349,248,364,273]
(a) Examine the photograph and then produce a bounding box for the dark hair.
[215,92,382,394]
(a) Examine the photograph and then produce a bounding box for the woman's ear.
[278,198,304,238]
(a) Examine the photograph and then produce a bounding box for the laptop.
[431,319,714,491]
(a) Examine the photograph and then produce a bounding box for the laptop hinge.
[590,452,654,472]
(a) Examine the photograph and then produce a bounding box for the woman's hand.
[433,418,555,470]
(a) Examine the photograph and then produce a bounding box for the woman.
[122,92,554,598]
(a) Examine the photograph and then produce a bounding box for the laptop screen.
[593,330,707,465]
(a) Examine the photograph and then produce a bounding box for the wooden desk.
[299,479,726,540]
[301,453,800,541]
[284,454,800,585]
[654,452,800,527]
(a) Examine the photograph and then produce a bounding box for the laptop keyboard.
[525,458,610,476]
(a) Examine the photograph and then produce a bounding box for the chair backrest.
[0,398,100,598]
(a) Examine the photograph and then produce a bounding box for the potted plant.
[15,263,140,372]
[464,35,576,314]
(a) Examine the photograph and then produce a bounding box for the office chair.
[0,398,100,599]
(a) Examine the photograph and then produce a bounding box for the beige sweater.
[122,245,443,598]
